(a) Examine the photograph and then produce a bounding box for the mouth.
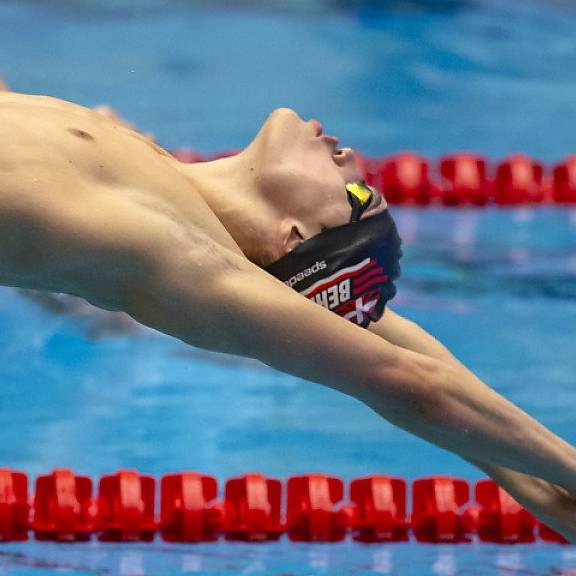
[322,134,340,147]
[309,118,341,148]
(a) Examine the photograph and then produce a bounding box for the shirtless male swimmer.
[1,88,576,540]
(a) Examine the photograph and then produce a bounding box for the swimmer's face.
[250,108,387,260]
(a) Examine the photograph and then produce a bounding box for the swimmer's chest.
[0,94,243,257]
[0,96,171,191]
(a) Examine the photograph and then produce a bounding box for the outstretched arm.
[122,227,576,506]
[368,308,576,539]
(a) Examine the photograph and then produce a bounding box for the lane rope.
[170,150,576,207]
[0,469,568,544]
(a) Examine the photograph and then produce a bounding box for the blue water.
[1,1,576,574]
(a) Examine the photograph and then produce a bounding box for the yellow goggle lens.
[345,181,372,206]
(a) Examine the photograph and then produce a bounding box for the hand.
[472,458,576,543]
[531,483,576,543]
[0,75,9,91]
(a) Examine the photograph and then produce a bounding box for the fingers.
[0,75,9,91]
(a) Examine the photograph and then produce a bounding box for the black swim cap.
[265,185,402,327]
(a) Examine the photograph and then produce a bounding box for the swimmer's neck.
[173,147,277,264]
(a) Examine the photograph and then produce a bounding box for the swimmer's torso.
[0,92,242,308]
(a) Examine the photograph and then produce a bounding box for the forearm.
[454,362,576,487]
[366,355,576,494]
[372,310,576,493]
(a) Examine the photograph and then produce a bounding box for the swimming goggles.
[346,181,374,222]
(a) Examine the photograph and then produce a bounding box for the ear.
[280,219,304,255]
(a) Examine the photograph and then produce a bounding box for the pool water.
[1,1,576,574]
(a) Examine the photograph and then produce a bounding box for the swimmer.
[1,88,576,540]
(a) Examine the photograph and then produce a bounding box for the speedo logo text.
[285,260,327,287]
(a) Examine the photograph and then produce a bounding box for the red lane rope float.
[472,479,536,544]
[411,477,470,543]
[349,475,408,543]
[97,471,156,542]
[170,149,576,206]
[286,474,350,542]
[0,470,28,542]
[160,472,221,543]
[32,469,94,542]
[0,469,570,544]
